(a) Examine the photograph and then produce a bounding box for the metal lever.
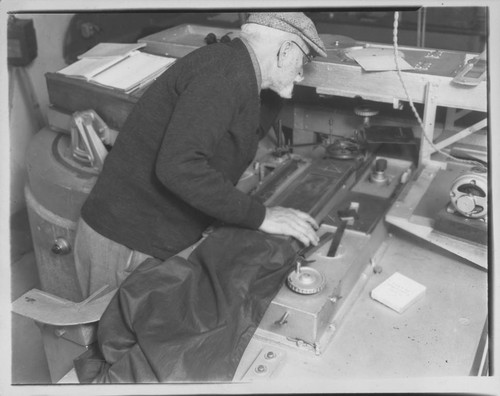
[70,110,111,171]
[327,205,359,257]
[275,311,289,326]
[295,259,302,274]
[297,232,335,259]
[326,221,348,257]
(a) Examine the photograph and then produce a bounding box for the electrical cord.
[392,11,486,169]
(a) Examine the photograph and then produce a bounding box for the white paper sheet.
[346,47,414,71]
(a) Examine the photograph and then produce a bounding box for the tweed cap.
[246,12,327,58]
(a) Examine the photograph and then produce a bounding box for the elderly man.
[74,12,327,298]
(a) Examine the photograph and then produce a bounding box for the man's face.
[271,40,311,99]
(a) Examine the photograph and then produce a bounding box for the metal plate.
[237,347,286,381]
[139,24,241,58]
[351,156,413,199]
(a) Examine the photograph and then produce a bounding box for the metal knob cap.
[375,158,388,172]
[51,237,71,255]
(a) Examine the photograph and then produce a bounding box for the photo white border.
[1,0,498,395]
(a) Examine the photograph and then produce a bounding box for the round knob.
[204,32,217,45]
[456,195,476,214]
[375,158,388,172]
[354,105,379,128]
[354,106,379,117]
[51,237,71,255]
[449,170,487,218]
[371,158,389,183]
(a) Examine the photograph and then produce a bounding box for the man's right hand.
[258,206,319,247]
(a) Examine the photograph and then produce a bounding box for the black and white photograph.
[2,0,499,394]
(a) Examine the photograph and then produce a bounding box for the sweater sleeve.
[154,74,266,229]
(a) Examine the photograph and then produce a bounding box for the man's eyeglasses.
[290,40,313,65]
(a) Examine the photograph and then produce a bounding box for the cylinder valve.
[449,167,487,219]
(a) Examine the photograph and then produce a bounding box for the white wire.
[392,11,485,168]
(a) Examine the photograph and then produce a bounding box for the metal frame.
[300,46,488,167]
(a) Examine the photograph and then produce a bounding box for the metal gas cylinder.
[25,126,100,302]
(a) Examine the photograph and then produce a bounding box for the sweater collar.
[239,37,262,94]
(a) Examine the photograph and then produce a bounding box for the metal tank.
[25,111,109,302]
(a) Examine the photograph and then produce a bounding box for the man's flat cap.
[246,12,327,58]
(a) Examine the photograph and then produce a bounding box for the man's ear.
[277,41,292,68]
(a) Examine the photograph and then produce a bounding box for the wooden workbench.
[234,228,488,381]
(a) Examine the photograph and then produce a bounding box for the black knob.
[375,158,388,172]
[204,33,217,45]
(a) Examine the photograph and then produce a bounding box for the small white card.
[371,272,426,313]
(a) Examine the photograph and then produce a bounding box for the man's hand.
[258,206,320,247]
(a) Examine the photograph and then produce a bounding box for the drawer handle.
[51,237,71,255]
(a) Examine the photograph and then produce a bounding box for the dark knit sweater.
[81,39,282,259]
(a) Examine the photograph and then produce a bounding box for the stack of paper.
[58,42,146,80]
[57,42,176,93]
[90,52,176,92]
[77,42,146,59]
[370,272,426,313]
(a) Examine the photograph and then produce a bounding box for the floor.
[10,207,52,384]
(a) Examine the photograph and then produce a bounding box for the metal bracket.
[11,285,116,327]
[70,110,112,171]
[240,348,286,381]
[433,118,487,152]
[286,337,322,355]
[418,81,439,165]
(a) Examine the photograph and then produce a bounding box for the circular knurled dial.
[354,106,380,117]
[325,139,362,160]
[287,267,326,295]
